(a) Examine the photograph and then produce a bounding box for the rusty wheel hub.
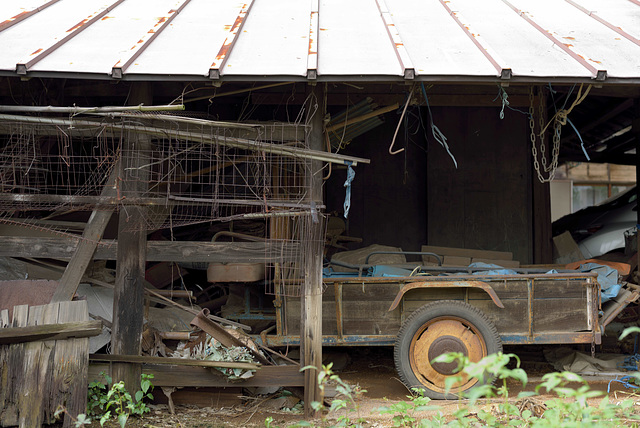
[409,317,487,393]
[428,335,468,375]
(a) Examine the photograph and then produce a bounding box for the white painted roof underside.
[0,0,639,82]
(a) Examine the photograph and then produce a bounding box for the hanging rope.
[541,83,592,135]
[421,83,457,168]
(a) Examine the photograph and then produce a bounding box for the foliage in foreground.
[266,326,640,427]
[57,372,154,428]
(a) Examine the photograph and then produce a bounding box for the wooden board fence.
[0,300,97,427]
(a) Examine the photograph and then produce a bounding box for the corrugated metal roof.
[1,0,639,83]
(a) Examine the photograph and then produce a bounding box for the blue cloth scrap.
[576,263,622,303]
[343,162,355,218]
[469,262,518,276]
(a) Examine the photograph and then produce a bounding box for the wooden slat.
[0,305,28,426]
[52,300,90,427]
[421,245,513,261]
[89,354,259,370]
[88,363,304,388]
[19,303,59,426]
[0,237,299,263]
[0,320,102,345]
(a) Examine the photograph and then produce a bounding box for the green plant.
[296,363,367,427]
[86,372,154,428]
[377,388,438,427]
[54,405,91,427]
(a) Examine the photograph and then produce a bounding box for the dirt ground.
[87,345,640,428]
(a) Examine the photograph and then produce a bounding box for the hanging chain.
[530,86,561,183]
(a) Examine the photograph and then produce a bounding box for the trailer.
[253,253,639,399]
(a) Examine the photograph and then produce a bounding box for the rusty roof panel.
[386,0,498,77]
[128,0,246,76]
[0,0,639,82]
[221,0,310,77]
[30,0,185,74]
[505,0,640,78]
[318,0,402,77]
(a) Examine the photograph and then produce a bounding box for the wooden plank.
[421,245,513,262]
[443,256,471,266]
[51,300,90,428]
[51,169,118,303]
[0,319,102,345]
[0,237,299,263]
[88,363,304,388]
[89,354,259,370]
[19,303,59,427]
[1,305,29,427]
[532,298,588,332]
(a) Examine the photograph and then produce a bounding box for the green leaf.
[619,326,640,340]
[135,390,143,402]
[117,412,128,428]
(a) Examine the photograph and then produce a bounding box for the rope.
[421,83,458,168]
[541,83,592,135]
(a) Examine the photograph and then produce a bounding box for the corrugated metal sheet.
[0,0,639,83]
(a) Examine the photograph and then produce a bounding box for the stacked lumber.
[420,245,519,268]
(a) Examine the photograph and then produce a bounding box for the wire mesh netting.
[0,112,326,297]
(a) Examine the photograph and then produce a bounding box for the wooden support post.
[111,83,152,391]
[532,86,552,264]
[50,171,117,302]
[634,98,640,282]
[302,84,324,418]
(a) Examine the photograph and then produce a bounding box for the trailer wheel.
[394,300,502,399]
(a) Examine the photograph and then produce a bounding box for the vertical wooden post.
[302,84,324,418]
[110,82,152,391]
[532,87,552,264]
[634,98,640,282]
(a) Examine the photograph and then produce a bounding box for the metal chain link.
[530,86,561,183]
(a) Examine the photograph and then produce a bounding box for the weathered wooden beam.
[0,237,299,262]
[302,85,324,418]
[0,320,102,345]
[50,169,118,303]
[89,363,304,388]
[89,354,260,370]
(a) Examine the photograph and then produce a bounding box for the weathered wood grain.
[0,237,299,263]
[0,319,102,345]
[51,301,90,428]
[1,305,28,427]
[89,363,304,388]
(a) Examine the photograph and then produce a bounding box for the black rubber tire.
[394,300,502,400]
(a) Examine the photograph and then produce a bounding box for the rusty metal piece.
[439,0,510,79]
[189,308,271,365]
[112,0,192,78]
[388,281,505,311]
[0,0,60,33]
[16,0,126,75]
[335,282,344,339]
[428,335,468,375]
[564,0,640,48]
[501,0,605,80]
[527,279,534,338]
[209,1,254,79]
[307,0,318,79]
[410,317,486,394]
[375,0,415,79]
